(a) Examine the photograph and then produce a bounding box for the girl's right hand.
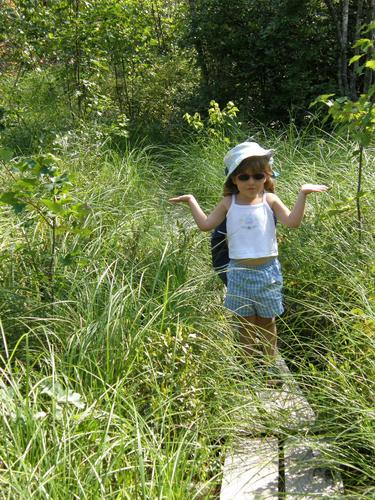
[169,195,227,231]
[300,184,330,195]
[168,195,194,203]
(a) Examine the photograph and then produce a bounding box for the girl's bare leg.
[256,316,278,360]
[237,315,278,360]
[237,315,260,357]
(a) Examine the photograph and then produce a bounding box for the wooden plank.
[232,392,314,434]
[220,437,279,500]
[254,386,315,431]
[274,355,311,393]
[256,356,315,431]
[221,358,343,499]
[232,357,315,434]
[284,438,344,498]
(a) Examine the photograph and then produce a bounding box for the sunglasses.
[236,173,266,182]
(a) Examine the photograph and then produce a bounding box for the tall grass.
[0,125,374,497]
[264,125,375,496]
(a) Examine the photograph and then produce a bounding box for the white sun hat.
[224,141,273,178]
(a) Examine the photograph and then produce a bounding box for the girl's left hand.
[301,184,330,195]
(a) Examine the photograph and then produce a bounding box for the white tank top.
[226,193,278,259]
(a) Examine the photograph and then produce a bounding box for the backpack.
[211,219,228,285]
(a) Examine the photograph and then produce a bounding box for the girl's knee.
[256,316,275,327]
[240,315,257,325]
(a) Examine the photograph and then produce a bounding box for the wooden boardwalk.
[220,357,344,499]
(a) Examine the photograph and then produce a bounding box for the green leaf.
[351,308,365,316]
[14,179,37,192]
[71,203,90,216]
[41,382,85,409]
[13,203,27,214]
[353,38,373,51]
[41,199,66,214]
[17,159,37,173]
[0,148,13,162]
[365,60,375,71]
[0,193,28,213]
[0,191,19,204]
[62,391,85,409]
[60,253,77,266]
[362,21,375,34]
[349,54,364,65]
[367,83,375,98]
[91,59,110,71]
[69,227,92,237]
[309,94,335,108]
[336,96,349,104]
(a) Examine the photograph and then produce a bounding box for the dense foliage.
[0,1,374,497]
[1,0,197,142]
[187,0,337,121]
[1,0,374,138]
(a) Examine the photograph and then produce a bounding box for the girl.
[169,141,329,381]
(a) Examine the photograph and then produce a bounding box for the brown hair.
[223,156,275,196]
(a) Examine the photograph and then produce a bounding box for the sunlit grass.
[0,127,374,496]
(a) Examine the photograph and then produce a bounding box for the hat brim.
[225,152,273,178]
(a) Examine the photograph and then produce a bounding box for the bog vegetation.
[0,1,375,498]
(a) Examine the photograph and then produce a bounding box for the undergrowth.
[0,125,374,497]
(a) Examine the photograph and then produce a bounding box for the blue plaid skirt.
[224,258,284,318]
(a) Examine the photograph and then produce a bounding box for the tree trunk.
[121,57,133,118]
[363,0,375,94]
[151,1,166,54]
[113,58,124,114]
[357,145,363,241]
[350,0,364,99]
[73,0,82,117]
[187,0,210,89]
[341,0,350,96]
[324,0,350,96]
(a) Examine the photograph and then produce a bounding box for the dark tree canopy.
[1,0,373,135]
[187,0,373,122]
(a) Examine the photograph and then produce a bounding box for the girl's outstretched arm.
[268,184,329,228]
[169,194,228,231]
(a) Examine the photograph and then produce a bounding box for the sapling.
[184,100,240,143]
[0,153,89,302]
[311,21,375,241]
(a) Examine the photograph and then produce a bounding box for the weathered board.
[284,438,344,499]
[232,357,315,434]
[221,356,343,498]
[220,437,279,500]
[254,386,315,431]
